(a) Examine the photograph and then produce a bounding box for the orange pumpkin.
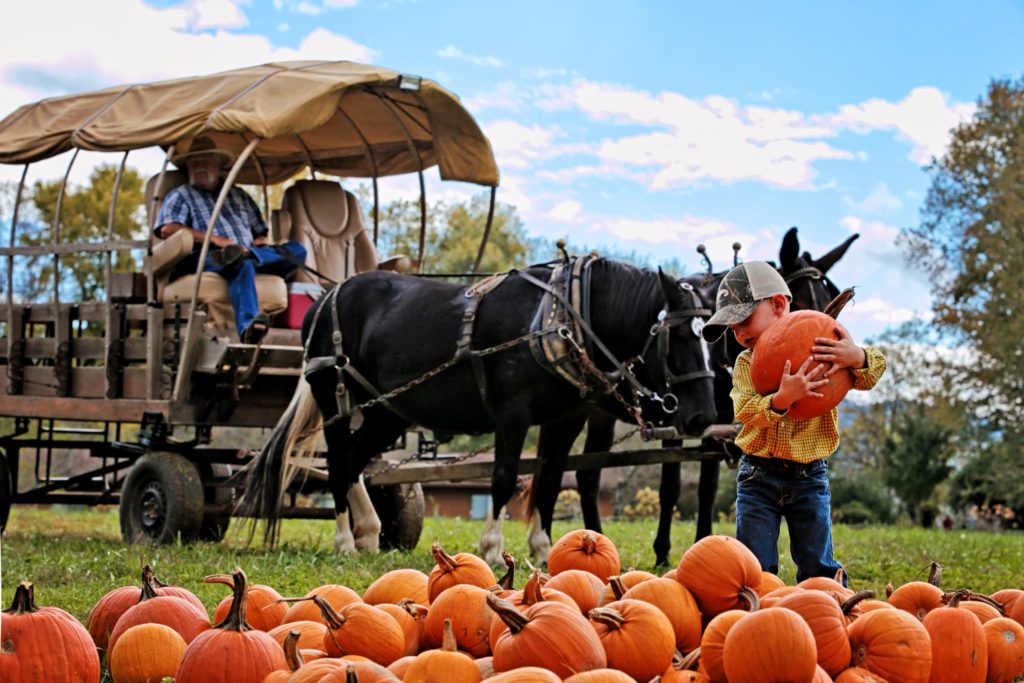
[318,660,401,682]
[983,617,1024,683]
[562,670,638,682]
[422,583,493,657]
[386,655,415,679]
[209,574,288,632]
[776,589,852,677]
[622,576,703,653]
[375,602,423,657]
[600,570,656,605]
[402,618,481,683]
[812,665,834,683]
[109,623,187,683]
[427,541,497,602]
[0,581,101,683]
[488,666,562,682]
[547,529,621,582]
[307,597,405,666]
[676,535,762,617]
[750,310,854,419]
[487,592,607,678]
[699,609,748,683]
[267,620,326,650]
[589,599,676,681]
[489,570,578,648]
[757,571,786,595]
[847,607,932,683]
[959,598,1002,625]
[363,568,430,606]
[991,589,1024,618]
[107,575,210,653]
[921,590,987,683]
[663,672,713,683]
[887,580,944,621]
[543,568,606,615]
[723,607,818,683]
[175,568,288,683]
[282,584,361,625]
[798,573,854,600]
[833,667,890,682]
[285,658,345,683]
[760,585,805,608]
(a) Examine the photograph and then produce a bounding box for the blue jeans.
[735,455,845,584]
[185,241,307,336]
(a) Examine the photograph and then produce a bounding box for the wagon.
[0,61,727,548]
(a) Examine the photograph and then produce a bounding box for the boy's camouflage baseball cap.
[701,261,792,342]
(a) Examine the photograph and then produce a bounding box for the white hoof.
[479,508,505,567]
[527,511,552,565]
[334,510,356,553]
[348,476,381,554]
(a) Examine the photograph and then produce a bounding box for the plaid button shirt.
[731,346,886,463]
[156,184,267,247]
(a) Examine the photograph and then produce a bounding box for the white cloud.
[324,0,359,7]
[482,120,569,170]
[829,86,976,165]
[437,45,503,68]
[844,182,902,214]
[841,296,929,326]
[185,0,248,29]
[296,2,321,15]
[546,200,583,223]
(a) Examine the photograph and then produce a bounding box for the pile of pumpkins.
[3,531,1024,682]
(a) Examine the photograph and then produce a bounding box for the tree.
[22,165,146,302]
[900,77,1024,431]
[881,404,954,526]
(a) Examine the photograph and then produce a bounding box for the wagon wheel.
[197,462,233,542]
[0,449,11,534]
[368,483,425,551]
[119,452,204,545]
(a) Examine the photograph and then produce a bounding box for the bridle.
[784,264,840,312]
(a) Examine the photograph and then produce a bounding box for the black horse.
[524,227,859,566]
[239,257,717,560]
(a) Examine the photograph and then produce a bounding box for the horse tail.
[522,475,537,522]
[237,372,322,545]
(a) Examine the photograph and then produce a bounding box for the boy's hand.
[812,323,866,376]
[772,356,828,412]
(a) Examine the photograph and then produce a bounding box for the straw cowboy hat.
[170,136,237,168]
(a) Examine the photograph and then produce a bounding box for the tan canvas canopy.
[0,60,499,187]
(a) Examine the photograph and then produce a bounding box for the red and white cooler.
[284,282,324,329]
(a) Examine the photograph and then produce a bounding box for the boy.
[701,261,886,582]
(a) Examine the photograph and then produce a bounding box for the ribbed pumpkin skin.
[363,568,430,606]
[983,617,1024,683]
[176,627,286,683]
[213,584,288,632]
[427,542,497,602]
[488,667,562,682]
[0,583,101,683]
[422,584,493,657]
[699,609,747,683]
[760,585,805,608]
[812,665,834,683]
[267,620,326,650]
[108,623,187,683]
[562,669,638,682]
[887,581,944,621]
[958,600,1001,625]
[318,660,401,682]
[491,601,607,678]
[757,571,787,595]
[922,602,987,683]
[599,570,656,605]
[282,584,361,625]
[285,658,345,682]
[776,589,852,677]
[488,586,578,648]
[662,671,713,683]
[547,529,621,582]
[723,607,818,683]
[402,649,480,683]
[847,608,933,683]
[676,535,762,617]
[543,568,606,614]
[322,603,405,666]
[590,599,675,682]
[622,576,703,653]
[375,602,421,656]
[107,595,211,653]
[86,582,202,651]
[991,589,1024,618]
[834,667,890,682]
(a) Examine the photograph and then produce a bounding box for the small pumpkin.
[375,601,423,657]
[722,607,818,683]
[812,665,834,683]
[109,623,187,683]
[600,570,656,605]
[699,609,749,683]
[427,541,497,602]
[676,535,762,617]
[318,661,401,682]
[363,568,430,606]
[833,667,890,682]
[300,595,405,666]
[847,607,932,683]
[562,670,638,682]
[546,529,621,582]
[886,562,944,621]
[990,589,1024,618]
[267,620,326,650]
[260,629,304,683]
[757,571,786,596]
[543,568,606,615]
[660,649,711,682]
[760,585,805,608]
[798,571,854,600]
[284,658,345,683]
[175,568,288,683]
[589,599,676,682]
[622,575,703,653]
[489,569,578,648]
[776,589,852,677]
[282,584,361,625]
[488,666,562,682]
[422,583,493,657]
[107,572,210,653]
[402,618,481,683]
[209,574,288,632]
[921,590,987,683]
[983,616,1024,683]
[0,581,101,683]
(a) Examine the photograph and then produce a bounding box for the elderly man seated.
[155,137,307,343]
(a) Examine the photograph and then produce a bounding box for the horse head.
[779,226,859,312]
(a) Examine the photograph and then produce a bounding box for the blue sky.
[1,0,1021,342]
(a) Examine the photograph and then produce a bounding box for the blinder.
[643,281,714,413]
[784,265,840,311]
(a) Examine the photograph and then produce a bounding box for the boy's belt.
[745,455,821,478]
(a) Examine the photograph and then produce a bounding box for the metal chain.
[368,437,497,482]
[561,333,649,431]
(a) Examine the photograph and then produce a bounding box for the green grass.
[2,506,1023,623]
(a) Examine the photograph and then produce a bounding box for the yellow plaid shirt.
[731,346,886,463]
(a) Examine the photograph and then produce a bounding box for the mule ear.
[658,268,685,309]
[779,226,800,273]
[814,233,860,273]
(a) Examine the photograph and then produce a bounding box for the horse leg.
[528,411,588,564]
[480,421,529,566]
[695,459,720,541]
[319,411,358,553]
[655,459,681,567]
[344,408,409,553]
[347,475,379,553]
[576,412,616,533]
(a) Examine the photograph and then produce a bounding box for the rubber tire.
[119,452,204,545]
[198,462,233,542]
[368,483,425,551]
[0,449,11,534]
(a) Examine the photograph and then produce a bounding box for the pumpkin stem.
[522,569,546,606]
[441,617,459,652]
[283,629,305,672]
[739,586,760,612]
[841,590,876,615]
[203,573,236,590]
[346,664,358,683]
[431,541,460,572]
[609,575,626,601]
[213,567,253,632]
[496,551,516,590]
[486,591,530,634]
[677,647,701,671]
[139,564,162,602]
[927,561,943,587]
[398,598,428,621]
[278,594,346,630]
[885,581,894,598]
[3,581,37,615]
[581,532,598,555]
[588,606,626,629]
[834,567,846,585]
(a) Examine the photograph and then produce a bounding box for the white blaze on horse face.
[479,506,506,567]
[348,475,381,554]
[526,510,552,565]
[692,317,712,374]
[335,509,356,553]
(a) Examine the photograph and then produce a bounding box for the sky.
[0,0,1021,342]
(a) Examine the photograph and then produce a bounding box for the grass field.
[2,505,1023,622]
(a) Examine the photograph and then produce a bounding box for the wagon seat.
[271,179,413,290]
[145,171,288,333]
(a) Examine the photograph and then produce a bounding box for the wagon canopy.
[0,60,499,187]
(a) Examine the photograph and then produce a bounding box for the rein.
[784,265,838,311]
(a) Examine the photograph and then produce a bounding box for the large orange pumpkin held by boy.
[701,261,886,584]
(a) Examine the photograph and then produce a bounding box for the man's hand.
[253,236,268,247]
[812,323,866,376]
[771,356,828,412]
